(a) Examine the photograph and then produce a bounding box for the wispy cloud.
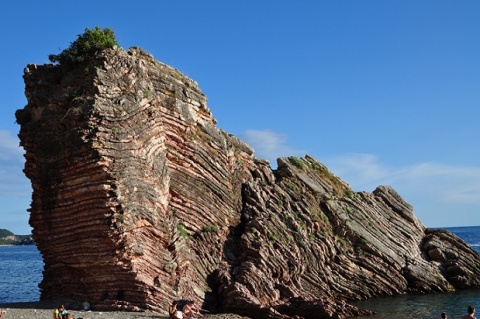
[240,129,306,166]
[324,153,480,205]
[0,130,29,197]
[400,162,480,204]
[0,130,23,160]
[241,134,480,226]
[0,131,32,234]
[322,153,393,189]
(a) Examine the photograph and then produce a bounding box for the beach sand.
[0,301,251,319]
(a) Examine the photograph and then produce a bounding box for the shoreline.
[0,301,251,319]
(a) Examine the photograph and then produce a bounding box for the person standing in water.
[461,305,477,319]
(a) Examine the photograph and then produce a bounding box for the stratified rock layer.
[16,47,480,319]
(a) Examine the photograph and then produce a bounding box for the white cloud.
[324,153,480,205]
[400,162,480,204]
[235,132,479,226]
[0,130,29,197]
[0,130,23,160]
[323,153,480,227]
[0,130,31,233]
[240,129,306,166]
[321,153,393,188]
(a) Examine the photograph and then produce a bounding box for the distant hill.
[0,228,14,237]
[0,228,35,245]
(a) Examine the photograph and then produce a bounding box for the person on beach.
[183,300,203,319]
[169,300,183,319]
[53,305,65,319]
[53,304,69,319]
[442,312,448,319]
[461,305,477,319]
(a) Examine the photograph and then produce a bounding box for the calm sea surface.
[351,226,480,319]
[0,226,479,318]
[0,244,43,303]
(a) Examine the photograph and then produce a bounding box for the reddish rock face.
[16,48,480,319]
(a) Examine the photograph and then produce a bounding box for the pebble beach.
[0,301,250,319]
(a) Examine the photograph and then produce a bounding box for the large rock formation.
[16,47,480,319]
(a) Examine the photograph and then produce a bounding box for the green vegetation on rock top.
[48,26,119,67]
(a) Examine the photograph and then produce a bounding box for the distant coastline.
[0,228,34,246]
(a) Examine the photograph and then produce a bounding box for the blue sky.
[1,1,479,234]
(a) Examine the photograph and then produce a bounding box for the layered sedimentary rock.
[16,47,480,319]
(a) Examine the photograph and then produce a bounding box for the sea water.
[0,226,479,318]
[0,245,43,303]
[351,226,480,319]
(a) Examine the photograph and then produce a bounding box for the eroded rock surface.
[16,47,480,319]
